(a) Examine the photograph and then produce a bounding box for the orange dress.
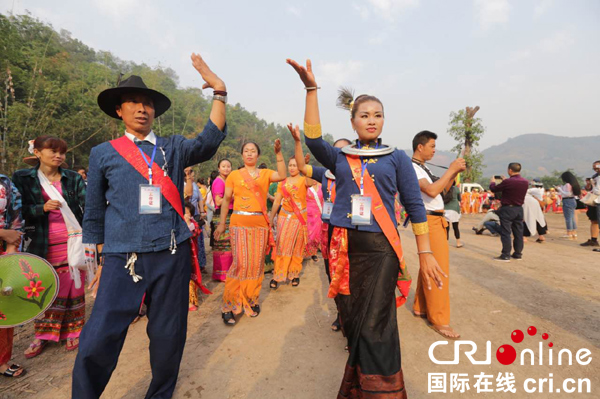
[273,177,308,282]
[222,168,274,316]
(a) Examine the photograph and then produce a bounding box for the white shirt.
[527,187,544,202]
[124,130,157,145]
[412,163,444,211]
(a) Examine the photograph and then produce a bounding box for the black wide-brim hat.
[97,75,171,119]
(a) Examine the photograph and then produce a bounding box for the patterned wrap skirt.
[336,230,407,399]
[222,226,269,316]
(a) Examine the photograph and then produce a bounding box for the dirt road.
[1,213,598,398]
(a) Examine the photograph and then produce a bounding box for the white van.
[460,183,485,194]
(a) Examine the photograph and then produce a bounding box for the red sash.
[280,179,307,226]
[239,168,275,251]
[110,136,185,221]
[346,155,411,307]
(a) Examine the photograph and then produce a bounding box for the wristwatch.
[212,94,227,104]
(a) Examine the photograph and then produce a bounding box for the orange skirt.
[222,226,269,316]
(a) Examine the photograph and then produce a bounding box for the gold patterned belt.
[233,210,263,216]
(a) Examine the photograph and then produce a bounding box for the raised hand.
[286,58,317,88]
[287,123,301,142]
[305,153,310,165]
[274,139,282,154]
[191,53,226,91]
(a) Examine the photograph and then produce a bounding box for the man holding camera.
[489,163,529,262]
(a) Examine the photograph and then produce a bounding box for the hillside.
[481,134,599,178]
[0,14,332,178]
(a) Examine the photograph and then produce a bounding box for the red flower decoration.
[23,280,45,299]
[0,310,6,320]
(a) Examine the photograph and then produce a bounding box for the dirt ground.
[1,212,598,399]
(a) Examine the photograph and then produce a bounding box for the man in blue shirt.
[72,53,227,399]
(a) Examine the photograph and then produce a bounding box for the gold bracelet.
[303,122,322,139]
[417,250,433,255]
[412,221,429,236]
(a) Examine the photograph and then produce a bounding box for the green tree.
[447,106,485,182]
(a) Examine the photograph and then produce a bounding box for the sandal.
[428,324,461,340]
[250,305,260,317]
[269,279,278,289]
[1,364,25,378]
[456,244,464,248]
[413,311,428,318]
[311,255,318,262]
[222,311,236,325]
[24,339,47,359]
[66,338,79,352]
[291,278,300,287]
[331,318,341,332]
[536,238,545,243]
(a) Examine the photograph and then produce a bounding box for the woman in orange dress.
[269,154,315,288]
[214,141,286,325]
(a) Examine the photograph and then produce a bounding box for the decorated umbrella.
[0,253,59,328]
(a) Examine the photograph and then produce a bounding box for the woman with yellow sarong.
[214,141,286,325]
[269,154,315,289]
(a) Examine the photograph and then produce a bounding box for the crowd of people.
[0,53,598,399]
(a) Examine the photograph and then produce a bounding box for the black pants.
[72,241,191,399]
[497,206,524,257]
[446,222,460,240]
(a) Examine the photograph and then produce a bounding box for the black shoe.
[593,248,600,252]
[311,255,318,262]
[250,305,260,317]
[580,239,600,247]
[269,279,278,289]
[493,255,510,262]
[511,254,523,261]
[473,227,483,235]
[291,278,300,287]
[222,311,236,326]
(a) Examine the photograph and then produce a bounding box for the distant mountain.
[480,134,599,178]
[400,133,598,180]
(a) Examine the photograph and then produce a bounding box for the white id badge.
[322,201,334,220]
[139,185,162,214]
[351,195,372,225]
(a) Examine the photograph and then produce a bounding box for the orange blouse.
[226,168,274,228]
[277,176,308,215]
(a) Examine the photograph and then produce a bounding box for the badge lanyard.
[138,144,157,185]
[327,179,335,201]
[356,141,379,195]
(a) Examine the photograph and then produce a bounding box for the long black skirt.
[336,230,407,399]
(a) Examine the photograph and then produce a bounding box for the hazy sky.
[2,0,599,151]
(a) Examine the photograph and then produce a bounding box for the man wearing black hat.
[72,53,227,399]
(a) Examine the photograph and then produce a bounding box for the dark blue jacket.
[305,137,427,232]
[83,120,226,253]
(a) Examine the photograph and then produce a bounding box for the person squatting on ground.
[71,53,227,399]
